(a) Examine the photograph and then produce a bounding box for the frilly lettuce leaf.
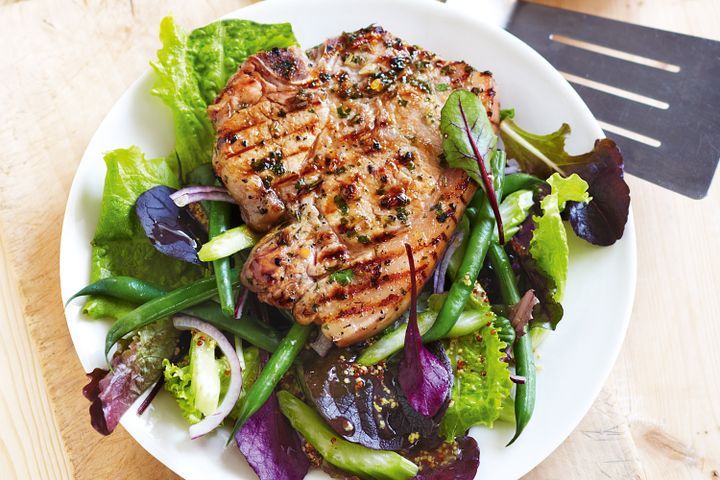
[163,344,261,425]
[440,296,512,440]
[151,17,297,178]
[163,358,204,425]
[530,173,589,301]
[84,147,201,319]
[440,324,511,440]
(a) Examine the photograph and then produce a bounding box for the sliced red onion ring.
[173,314,243,439]
[235,289,249,320]
[309,331,334,357]
[170,186,237,207]
[433,230,465,294]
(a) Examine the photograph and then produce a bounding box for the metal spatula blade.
[446,0,720,199]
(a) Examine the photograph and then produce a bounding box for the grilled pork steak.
[209,26,499,346]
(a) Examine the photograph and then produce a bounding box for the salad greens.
[440,90,504,242]
[135,185,207,265]
[440,90,497,186]
[85,147,201,320]
[151,17,297,178]
[529,173,589,301]
[236,387,310,480]
[84,318,178,434]
[398,244,453,418]
[75,15,632,480]
[500,116,630,246]
[440,300,512,440]
[164,343,261,425]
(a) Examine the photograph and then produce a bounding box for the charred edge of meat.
[254,47,309,82]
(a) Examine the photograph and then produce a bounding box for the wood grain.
[0,1,718,479]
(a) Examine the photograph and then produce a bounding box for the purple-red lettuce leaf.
[235,391,309,480]
[135,185,208,264]
[411,436,480,480]
[508,218,564,330]
[300,344,451,452]
[83,318,179,435]
[509,290,540,338]
[500,118,630,245]
[564,139,630,246]
[400,244,453,418]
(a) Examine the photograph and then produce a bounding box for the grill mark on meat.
[316,245,349,263]
[335,293,403,320]
[221,121,318,159]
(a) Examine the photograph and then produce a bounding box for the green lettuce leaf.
[530,173,589,301]
[163,358,203,425]
[164,344,261,425]
[495,189,535,242]
[440,299,512,440]
[499,119,576,179]
[84,147,202,318]
[440,89,498,185]
[150,17,297,178]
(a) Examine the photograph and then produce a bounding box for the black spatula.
[445,0,720,199]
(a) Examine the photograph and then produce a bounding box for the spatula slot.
[559,72,669,110]
[549,34,681,73]
[596,120,662,148]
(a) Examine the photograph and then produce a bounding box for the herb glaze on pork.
[209,26,499,346]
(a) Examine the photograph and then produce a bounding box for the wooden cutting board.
[2,1,719,479]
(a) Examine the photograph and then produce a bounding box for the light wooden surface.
[0,1,718,479]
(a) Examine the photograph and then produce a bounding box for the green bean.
[208,185,235,316]
[424,151,507,342]
[105,270,242,355]
[228,322,312,441]
[357,308,492,366]
[464,189,485,223]
[493,315,516,345]
[80,274,279,353]
[183,303,281,352]
[488,243,536,446]
[503,173,545,196]
[277,391,418,480]
[65,276,165,306]
[490,243,520,304]
[424,152,506,342]
[423,212,493,342]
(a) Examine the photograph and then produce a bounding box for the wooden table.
[1,1,718,479]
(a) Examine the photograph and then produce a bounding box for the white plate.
[59,0,637,478]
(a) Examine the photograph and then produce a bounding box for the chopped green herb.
[329,269,354,286]
[357,235,371,244]
[337,105,351,119]
[398,98,408,107]
[333,195,349,215]
[396,206,409,224]
[436,83,450,92]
